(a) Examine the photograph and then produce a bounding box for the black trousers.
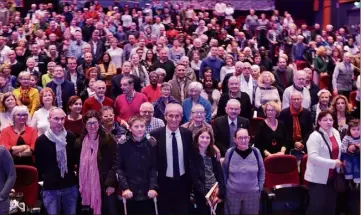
[159,175,190,215]
[126,199,154,215]
[307,181,337,215]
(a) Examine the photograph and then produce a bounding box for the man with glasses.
[214,99,250,156]
[140,102,164,133]
[34,108,78,215]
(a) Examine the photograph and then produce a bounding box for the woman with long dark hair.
[98,52,117,80]
[75,111,118,215]
[190,128,225,215]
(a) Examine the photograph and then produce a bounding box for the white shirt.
[107,47,123,68]
[30,107,51,136]
[228,117,237,127]
[165,127,185,178]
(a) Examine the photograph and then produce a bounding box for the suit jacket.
[89,40,105,62]
[168,78,192,103]
[46,80,76,112]
[213,116,250,156]
[10,61,25,77]
[272,67,294,96]
[150,127,193,183]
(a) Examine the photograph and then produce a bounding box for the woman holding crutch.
[115,115,158,214]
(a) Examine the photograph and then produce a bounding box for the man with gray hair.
[279,91,313,155]
[222,61,243,93]
[150,103,193,215]
[214,99,250,156]
[140,102,165,133]
[282,70,311,110]
[292,35,307,68]
[332,52,355,98]
[83,80,114,114]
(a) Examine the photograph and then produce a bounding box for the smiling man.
[82,80,114,114]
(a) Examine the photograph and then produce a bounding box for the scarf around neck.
[290,105,303,142]
[53,78,64,108]
[44,129,68,178]
[79,135,101,215]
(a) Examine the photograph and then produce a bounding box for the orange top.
[0,125,37,151]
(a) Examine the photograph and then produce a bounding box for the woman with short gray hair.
[182,81,212,123]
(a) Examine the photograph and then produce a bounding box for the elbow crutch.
[122,196,158,215]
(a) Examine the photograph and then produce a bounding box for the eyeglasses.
[265,109,275,112]
[236,136,249,141]
[102,114,114,119]
[192,111,205,115]
[15,113,28,117]
[86,121,99,126]
[141,111,154,114]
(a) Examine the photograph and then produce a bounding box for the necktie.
[171,132,180,179]
[229,122,236,148]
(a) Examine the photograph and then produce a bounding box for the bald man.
[34,108,78,215]
[140,102,165,133]
[83,80,114,114]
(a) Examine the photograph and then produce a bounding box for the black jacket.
[150,127,193,184]
[213,116,250,156]
[216,93,253,121]
[74,133,117,191]
[189,151,225,198]
[278,108,313,151]
[115,135,158,201]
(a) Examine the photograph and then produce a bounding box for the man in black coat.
[110,62,141,100]
[150,49,175,81]
[213,99,250,156]
[218,75,253,121]
[150,103,193,215]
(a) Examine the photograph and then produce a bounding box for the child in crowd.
[341,119,360,185]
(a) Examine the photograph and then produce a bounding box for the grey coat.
[0,146,16,215]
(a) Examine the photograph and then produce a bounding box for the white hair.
[188,82,203,92]
[226,99,241,107]
[165,103,183,115]
[294,70,306,80]
[290,90,304,99]
[251,65,260,73]
[10,105,29,125]
[140,102,154,111]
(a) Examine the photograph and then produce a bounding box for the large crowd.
[0,0,359,214]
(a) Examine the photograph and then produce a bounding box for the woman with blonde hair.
[220,54,235,83]
[13,71,40,116]
[314,46,331,89]
[0,63,16,88]
[0,105,37,165]
[0,92,21,130]
[254,71,281,116]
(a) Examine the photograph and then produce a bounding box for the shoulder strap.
[252,147,261,180]
[316,130,332,157]
[226,147,236,176]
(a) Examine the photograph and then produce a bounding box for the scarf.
[19,87,31,106]
[53,78,64,108]
[290,104,303,142]
[79,135,102,215]
[240,74,254,103]
[44,129,68,178]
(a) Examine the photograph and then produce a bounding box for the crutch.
[122,198,127,215]
[153,197,158,215]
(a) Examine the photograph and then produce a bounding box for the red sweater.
[141,85,161,103]
[83,96,114,114]
[114,92,148,122]
[0,126,37,150]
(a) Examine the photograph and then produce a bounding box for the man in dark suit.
[89,30,105,63]
[110,61,141,99]
[46,66,76,112]
[7,50,25,77]
[150,103,193,215]
[214,99,250,156]
[272,57,294,97]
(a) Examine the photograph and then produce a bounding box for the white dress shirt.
[165,127,185,178]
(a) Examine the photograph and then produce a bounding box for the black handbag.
[317,131,347,192]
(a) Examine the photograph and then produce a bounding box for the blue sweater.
[199,57,225,82]
[182,96,212,123]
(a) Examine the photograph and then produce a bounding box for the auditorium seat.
[14,165,38,208]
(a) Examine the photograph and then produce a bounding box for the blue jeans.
[341,153,360,181]
[42,185,78,215]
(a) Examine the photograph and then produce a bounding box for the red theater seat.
[14,165,38,207]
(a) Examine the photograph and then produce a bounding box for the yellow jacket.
[99,63,117,78]
[13,87,40,117]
